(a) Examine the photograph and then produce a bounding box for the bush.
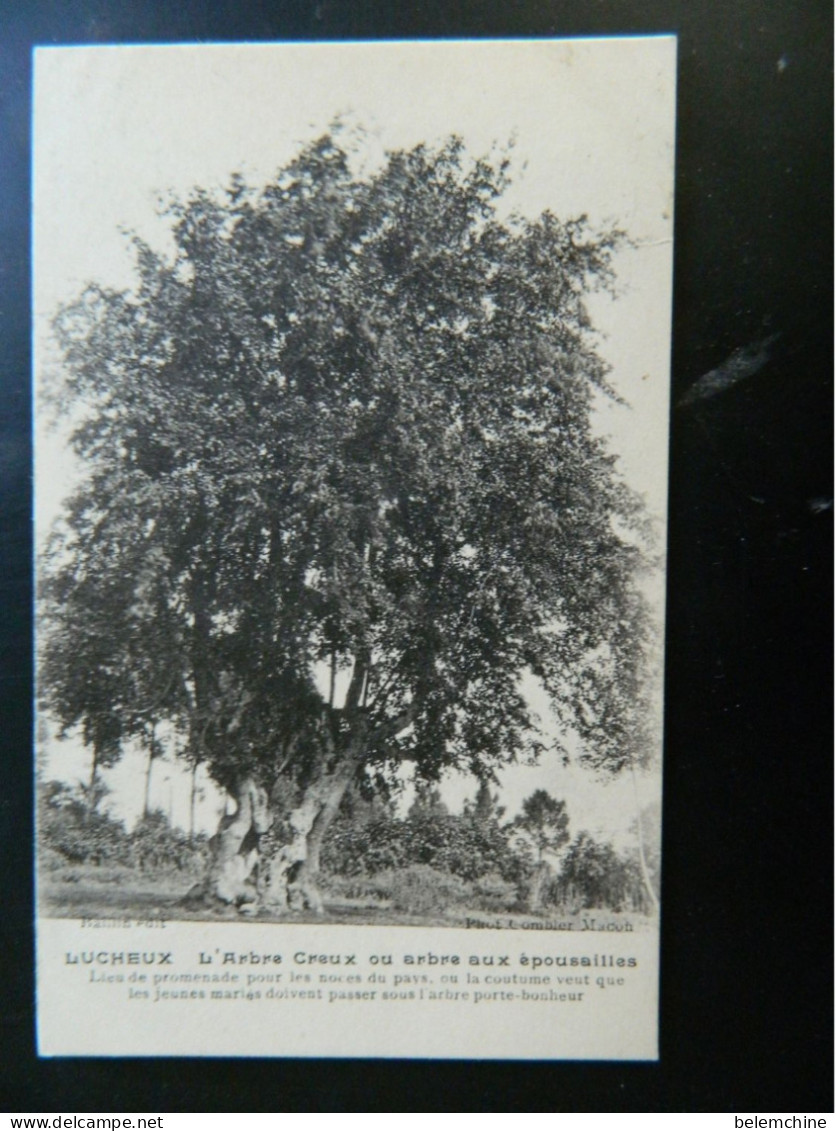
[402,811,526,883]
[389,865,470,915]
[471,871,520,911]
[39,845,73,874]
[319,872,394,902]
[38,781,131,865]
[129,810,208,875]
[321,814,407,876]
[553,832,642,912]
[322,806,528,886]
[38,780,208,876]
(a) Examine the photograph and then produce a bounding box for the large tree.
[40,131,653,913]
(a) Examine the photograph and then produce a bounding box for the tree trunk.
[261,754,357,915]
[630,759,660,915]
[529,857,548,911]
[256,700,412,916]
[258,651,374,913]
[143,748,154,818]
[186,777,270,908]
[84,747,100,823]
[189,761,199,842]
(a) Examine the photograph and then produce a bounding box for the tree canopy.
[39,130,654,909]
[514,789,571,859]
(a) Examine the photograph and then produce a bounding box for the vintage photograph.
[35,38,672,931]
[34,38,673,1058]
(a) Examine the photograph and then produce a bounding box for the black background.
[0,0,832,1113]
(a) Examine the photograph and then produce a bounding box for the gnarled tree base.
[184,776,269,910]
[187,754,359,916]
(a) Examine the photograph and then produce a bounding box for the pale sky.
[33,39,675,844]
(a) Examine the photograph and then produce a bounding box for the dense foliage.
[38,779,208,875]
[551,831,645,911]
[320,784,651,914]
[321,787,525,883]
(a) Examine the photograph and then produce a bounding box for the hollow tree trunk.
[187,777,270,908]
[259,696,413,915]
[261,755,357,915]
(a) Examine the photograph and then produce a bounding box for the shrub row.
[38,780,207,875]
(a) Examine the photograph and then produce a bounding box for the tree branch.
[368,705,416,747]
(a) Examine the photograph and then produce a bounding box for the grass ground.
[38,866,653,930]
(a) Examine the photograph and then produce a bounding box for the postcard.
[34,37,674,1058]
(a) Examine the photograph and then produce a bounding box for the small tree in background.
[513,789,570,909]
[407,782,449,819]
[464,778,505,824]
